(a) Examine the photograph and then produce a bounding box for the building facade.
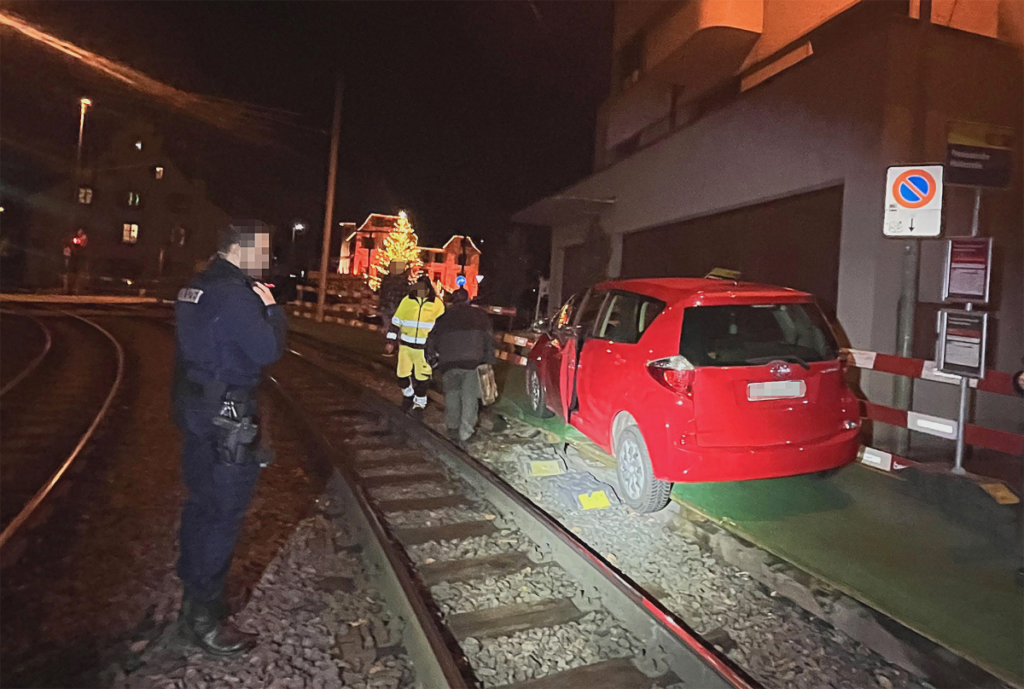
[339,213,483,297]
[25,122,228,289]
[514,1,1022,434]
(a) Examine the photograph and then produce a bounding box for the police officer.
[173,220,286,656]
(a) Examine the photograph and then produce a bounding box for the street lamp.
[291,221,306,244]
[76,97,92,174]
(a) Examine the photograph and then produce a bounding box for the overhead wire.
[0,10,327,143]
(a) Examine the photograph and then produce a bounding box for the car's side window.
[596,294,637,342]
[575,290,608,336]
[595,292,665,344]
[638,299,665,334]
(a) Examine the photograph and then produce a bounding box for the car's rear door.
[575,291,666,447]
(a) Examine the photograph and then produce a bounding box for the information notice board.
[941,237,992,304]
[937,310,988,379]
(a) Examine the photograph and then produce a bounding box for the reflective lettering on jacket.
[389,296,445,346]
[177,288,204,304]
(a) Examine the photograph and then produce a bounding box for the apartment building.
[514,0,1022,431]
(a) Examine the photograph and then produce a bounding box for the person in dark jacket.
[426,288,495,442]
[174,220,286,656]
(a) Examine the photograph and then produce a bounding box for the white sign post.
[883,165,944,237]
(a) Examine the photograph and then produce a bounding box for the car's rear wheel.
[525,362,553,418]
[615,425,672,513]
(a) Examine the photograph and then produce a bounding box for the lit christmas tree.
[369,211,422,290]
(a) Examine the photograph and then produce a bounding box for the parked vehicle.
[526,278,861,512]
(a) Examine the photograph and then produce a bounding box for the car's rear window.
[679,303,838,367]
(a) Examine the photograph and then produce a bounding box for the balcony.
[644,0,764,92]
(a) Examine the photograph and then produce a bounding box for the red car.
[526,278,861,512]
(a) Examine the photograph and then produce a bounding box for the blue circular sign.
[456,275,467,287]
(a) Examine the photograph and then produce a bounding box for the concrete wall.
[546,14,1022,433]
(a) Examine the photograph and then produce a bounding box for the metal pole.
[316,73,344,323]
[893,0,932,454]
[952,188,983,474]
[893,239,920,453]
[970,187,981,237]
[952,302,973,475]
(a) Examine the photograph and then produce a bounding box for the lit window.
[154,166,164,179]
[122,223,139,244]
[134,140,143,151]
[78,187,93,204]
[127,191,141,207]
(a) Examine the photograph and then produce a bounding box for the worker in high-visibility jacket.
[384,275,445,413]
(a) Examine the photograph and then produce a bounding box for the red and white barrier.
[843,348,1017,397]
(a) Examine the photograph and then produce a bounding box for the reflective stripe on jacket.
[388,296,445,346]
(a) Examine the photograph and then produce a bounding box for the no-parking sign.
[883,165,943,237]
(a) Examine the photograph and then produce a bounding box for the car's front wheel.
[525,362,553,418]
[615,425,672,513]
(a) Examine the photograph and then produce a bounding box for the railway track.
[0,310,124,549]
[272,346,757,689]
[0,311,53,396]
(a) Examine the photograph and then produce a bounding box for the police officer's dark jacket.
[175,257,287,391]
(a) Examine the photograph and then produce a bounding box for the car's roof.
[592,277,812,305]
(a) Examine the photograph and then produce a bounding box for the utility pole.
[316,73,344,323]
[893,0,931,454]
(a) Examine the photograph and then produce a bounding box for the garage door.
[621,186,844,313]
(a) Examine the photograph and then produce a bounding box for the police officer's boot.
[183,599,257,657]
[181,590,231,623]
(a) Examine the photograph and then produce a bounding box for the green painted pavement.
[495,360,1023,685]
[288,317,1024,684]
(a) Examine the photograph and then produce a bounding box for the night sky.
[1,2,612,274]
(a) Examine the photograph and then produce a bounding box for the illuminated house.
[339,213,483,297]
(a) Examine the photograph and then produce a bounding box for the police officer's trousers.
[177,401,260,605]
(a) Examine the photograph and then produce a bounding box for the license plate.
[747,380,806,401]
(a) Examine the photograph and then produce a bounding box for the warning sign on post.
[937,310,988,379]
[942,237,992,304]
[883,165,944,237]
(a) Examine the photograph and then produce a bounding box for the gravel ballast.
[285,336,939,689]
[462,424,929,689]
[407,530,534,565]
[461,611,646,688]
[430,564,580,614]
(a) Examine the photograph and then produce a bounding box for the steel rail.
[269,371,473,689]
[0,310,53,397]
[282,343,759,689]
[0,312,125,549]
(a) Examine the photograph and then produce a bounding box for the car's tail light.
[647,355,695,397]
